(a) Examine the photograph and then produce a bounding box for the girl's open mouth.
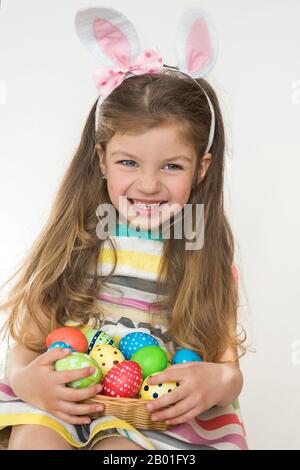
[128,199,168,214]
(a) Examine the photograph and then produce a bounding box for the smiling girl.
[0,7,248,450]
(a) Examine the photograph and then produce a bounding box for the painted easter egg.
[54,352,102,389]
[47,341,76,352]
[113,336,121,347]
[131,345,168,379]
[139,372,179,400]
[46,327,88,353]
[90,344,125,376]
[80,326,117,353]
[119,332,158,360]
[102,361,143,398]
[171,348,203,365]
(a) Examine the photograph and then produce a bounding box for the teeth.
[132,200,163,209]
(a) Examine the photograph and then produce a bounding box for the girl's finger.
[148,362,205,385]
[58,383,103,402]
[147,367,187,385]
[164,405,203,426]
[54,366,99,384]
[53,409,92,425]
[57,400,104,417]
[167,362,199,370]
[150,396,198,422]
[38,347,72,366]
[146,386,186,412]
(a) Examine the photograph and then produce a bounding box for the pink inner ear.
[186,17,212,74]
[93,18,131,68]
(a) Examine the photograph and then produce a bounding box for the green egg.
[55,352,103,388]
[131,346,168,379]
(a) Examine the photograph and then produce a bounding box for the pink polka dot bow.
[75,6,218,152]
[93,48,164,98]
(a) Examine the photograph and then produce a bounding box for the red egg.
[46,327,88,353]
[102,361,143,398]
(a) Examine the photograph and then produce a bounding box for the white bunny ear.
[175,8,218,78]
[74,7,140,69]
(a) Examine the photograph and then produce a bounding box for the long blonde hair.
[0,70,247,361]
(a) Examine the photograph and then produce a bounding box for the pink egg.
[102,361,143,398]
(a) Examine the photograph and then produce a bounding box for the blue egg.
[171,348,203,365]
[119,332,158,360]
[48,341,76,352]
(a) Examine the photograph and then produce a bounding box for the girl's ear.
[195,153,212,184]
[95,144,106,173]
[75,7,141,70]
[174,8,218,78]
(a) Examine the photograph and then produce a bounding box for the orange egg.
[46,327,88,353]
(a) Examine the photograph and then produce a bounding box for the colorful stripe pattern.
[0,378,155,449]
[0,222,247,449]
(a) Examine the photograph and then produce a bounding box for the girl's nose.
[136,175,162,194]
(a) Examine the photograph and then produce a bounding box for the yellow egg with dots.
[90,344,125,376]
[139,371,179,400]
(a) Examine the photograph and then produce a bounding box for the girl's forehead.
[107,124,195,155]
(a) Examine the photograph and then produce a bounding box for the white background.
[0,0,299,450]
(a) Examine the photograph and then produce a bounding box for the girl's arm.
[7,344,42,389]
[6,309,49,388]
[6,312,104,425]
[214,346,243,407]
[7,306,50,388]
[146,345,244,425]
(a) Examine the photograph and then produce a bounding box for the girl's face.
[97,123,211,232]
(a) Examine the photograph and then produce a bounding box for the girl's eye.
[165,163,183,170]
[118,160,137,167]
[117,160,183,170]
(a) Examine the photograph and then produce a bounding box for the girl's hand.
[10,348,104,425]
[145,361,242,426]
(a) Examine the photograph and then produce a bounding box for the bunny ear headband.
[75,7,218,155]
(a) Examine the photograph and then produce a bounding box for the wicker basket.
[85,394,170,431]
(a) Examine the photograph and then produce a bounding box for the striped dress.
[0,222,248,450]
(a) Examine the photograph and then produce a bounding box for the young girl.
[0,7,248,450]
